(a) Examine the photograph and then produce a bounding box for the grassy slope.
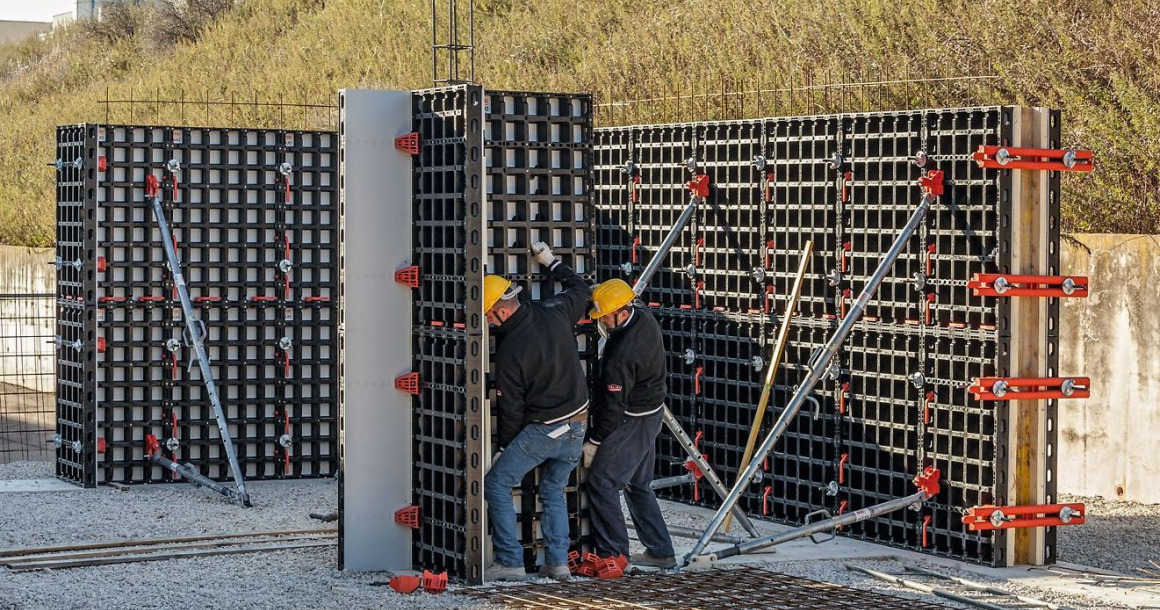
[1,0,1157,246]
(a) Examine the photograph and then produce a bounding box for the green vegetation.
[1,0,1157,246]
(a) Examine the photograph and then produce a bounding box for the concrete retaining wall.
[0,246,54,393]
[1059,234,1160,504]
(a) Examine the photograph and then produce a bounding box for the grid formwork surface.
[407,86,594,583]
[593,106,1062,566]
[53,124,339,487]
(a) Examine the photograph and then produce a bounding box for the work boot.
[630,550,676,569]
[487,562,530,582]
[539,563,571,581]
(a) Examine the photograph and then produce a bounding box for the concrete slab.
[0,478,79,493]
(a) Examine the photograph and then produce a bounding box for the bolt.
[995,148,1011,166]
[989,509,1010,528]
[991,379,1010,398]
[165,338,181,353]
[166,159,181,173]
[619,261,633,276]
[1061,277,1078,296]
[830,152,844,171]
[685,157,698,173]
[751,470,766,485]
[1059,505,1081,524]
[909,372,926,389]
[827,363,841,381]
[751,355,765,370]
[621,161,636,176]
[71,440,83,454]
[910,150,928,168]
[825,480,838,496]
[279,337,293,351]
[1060,378,1076,397]
[912,272,927,289]
[684,264,697,278]
[165,437,180,452]
[278,259,293,274]
[279,162,293,176]
[1062,150,1078,169]
[751,266,766,282]
[278,434,293,448]
[828,269,842,287]
[53,434,63,448]
[752,155,767,171]
[992,276,1011,294]
[684,349,696,365]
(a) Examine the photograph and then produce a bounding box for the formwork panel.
[54,123,339,488]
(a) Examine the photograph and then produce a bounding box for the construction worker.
[484,241,591,582]
[583,279,676,570]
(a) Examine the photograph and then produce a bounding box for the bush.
[152,0,236,46]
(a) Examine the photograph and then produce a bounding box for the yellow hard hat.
[589,279,636,319]
[484,275,521,312]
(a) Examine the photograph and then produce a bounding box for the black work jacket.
[590,306,667,444]
[492,262,591,449]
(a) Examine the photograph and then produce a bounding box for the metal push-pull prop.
[145,172,251,506]
[684,172,944,563]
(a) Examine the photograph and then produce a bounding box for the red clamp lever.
[972,146,1093,172]
[962,503,1085,531]
[968,274,1088,298]
[145,174,161,199]
[968,377,1090,401]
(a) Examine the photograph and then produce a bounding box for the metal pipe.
[709,490,928,560]
[902,566,1061,610]
[649,473,695,490]
[846,565,1012,610]
[661,407,759,537]
[150,187,250,506]
[684,193,933,561]
[633,195,701,296]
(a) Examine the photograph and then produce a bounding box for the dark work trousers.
[586,410,675,559]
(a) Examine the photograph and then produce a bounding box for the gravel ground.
[2,460,1157,610]
[1058,493,1160,577]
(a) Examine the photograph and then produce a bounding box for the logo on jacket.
[496,389,503,396]
[607,384,622,393]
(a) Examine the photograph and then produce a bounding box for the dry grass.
[1,0,1157,246]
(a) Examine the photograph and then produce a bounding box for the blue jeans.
[485,420,585,568]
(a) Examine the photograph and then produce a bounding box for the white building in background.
[76,0,161,20]
[0,20,51,44]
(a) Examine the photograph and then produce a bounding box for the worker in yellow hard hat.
[484,242,592,582]
[582,278,675,573]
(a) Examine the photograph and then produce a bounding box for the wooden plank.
[6,540,336,571]
[0,527,337,559]
[0,534,335,566]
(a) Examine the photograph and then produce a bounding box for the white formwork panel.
[338,89,413,571]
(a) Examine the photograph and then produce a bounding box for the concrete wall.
[0,247,55,393]
[0,21,50,45]
[1059,234,1160,504]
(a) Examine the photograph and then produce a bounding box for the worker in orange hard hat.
[483,242,591,582]
[583,278,675,573]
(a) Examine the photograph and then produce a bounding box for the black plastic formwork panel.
[593,106,1055,566]
[53,124,339,487]
[410,85,486,582]
[483,90,596,571]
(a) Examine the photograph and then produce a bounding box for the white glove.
[581,442,598,468]
[531,241,556,268]
[490,449,503,471]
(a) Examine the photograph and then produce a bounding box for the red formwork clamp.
[968,274,1089,298]
[394,505,420,529]
[913,466,941,499]
[962,503,1085,531]
[572,552,601,577]
[388,575,422,594]
[971,145,1093,173]
[968,376,1090,401]
[925,243,936,275]
[840,241,851,273]
[394,265,421,288]
[631,174,642,203]
[838,453,849,485]
[566,550,583,574]
[919,169,945,196]
[922,515,933,548]
[145,174,161,199]
[596,555,627,580]
[764,170,775,202]
[144,434,160,459]
[923,391,936,425]
[395,132,421,156]
[684,431,707,502]
[394,372,421,395]
[762,485,773,516]
[421,570,448,593]
[841,171,853,203]
[693,366,703,395]
[687,173,711,198]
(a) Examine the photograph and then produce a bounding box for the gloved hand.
[490,449,504,471]
[531,241,556,268]
[581,442,599,468]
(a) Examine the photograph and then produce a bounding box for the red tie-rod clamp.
[962,503,1085,531]
[968,274,1088,298]
[968,377,1090,401]
[972,146,1093,172]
